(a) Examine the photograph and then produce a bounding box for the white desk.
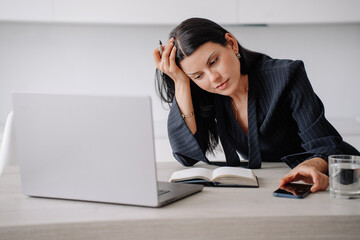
[0,162,359,240]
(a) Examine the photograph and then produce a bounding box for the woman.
[152,18,359,193]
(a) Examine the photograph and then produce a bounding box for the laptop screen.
[12,93,159,206]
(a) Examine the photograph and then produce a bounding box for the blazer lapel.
[247,76,262,169]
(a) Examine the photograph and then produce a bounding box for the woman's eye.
[194,74,203,80]
[210,58,218,65]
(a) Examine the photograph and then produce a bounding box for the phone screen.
[273,183,312,199]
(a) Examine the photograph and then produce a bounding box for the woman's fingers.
[279,165,329,193]
[152,38,189,84]
[162,42,174,63]
[152,38,173,70]
[310,172,329,192]
[158,39,178,75]
[278,172,294,187]
[169,45,177,71]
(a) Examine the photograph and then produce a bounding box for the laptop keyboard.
[158,189,170,196]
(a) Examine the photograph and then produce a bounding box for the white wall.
[0,22,360,162]
[1,22,360,122]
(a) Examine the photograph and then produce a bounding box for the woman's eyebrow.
[186,51,217,75]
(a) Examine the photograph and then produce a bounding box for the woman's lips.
[216,79,229,90]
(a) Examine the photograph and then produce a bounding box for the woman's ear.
[224,33,238,53]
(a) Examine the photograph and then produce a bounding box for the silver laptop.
[12,92,203,207]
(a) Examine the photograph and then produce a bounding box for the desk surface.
[0,162,359,240]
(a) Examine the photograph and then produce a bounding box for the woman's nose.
[209,71,220,83]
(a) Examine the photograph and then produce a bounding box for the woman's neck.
[230,74,249,104]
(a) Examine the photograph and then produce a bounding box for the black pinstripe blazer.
[167,55,360,168]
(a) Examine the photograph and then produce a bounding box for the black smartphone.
[273,183,312,199]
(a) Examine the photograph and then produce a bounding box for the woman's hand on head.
[278,158,329,193]
[152,38,190,85]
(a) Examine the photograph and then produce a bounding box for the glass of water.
[329,155,360,199]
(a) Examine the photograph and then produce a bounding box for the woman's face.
[179,35,241,96]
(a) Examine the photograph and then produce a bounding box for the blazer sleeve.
[167,99,209,166]
[281,61,347,167]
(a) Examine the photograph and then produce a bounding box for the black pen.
[159,40,163,57]
[159,40,164,76]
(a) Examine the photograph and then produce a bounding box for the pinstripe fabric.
[168,100,209,166]
[247,77,262,169]
[167,55,360,168]
[214,99,243,166]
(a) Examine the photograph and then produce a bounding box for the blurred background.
[1,0,359,163]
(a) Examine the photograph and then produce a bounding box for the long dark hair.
[155,17,260,154]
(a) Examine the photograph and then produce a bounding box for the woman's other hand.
[278,157,329,193]
[152,38,190,84]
